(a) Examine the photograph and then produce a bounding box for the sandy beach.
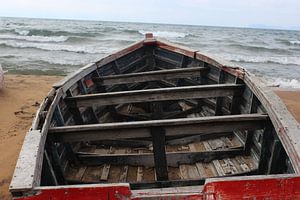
[0,74,299,199]
[0,75,61,200]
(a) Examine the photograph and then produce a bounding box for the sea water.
[0,17,300,88]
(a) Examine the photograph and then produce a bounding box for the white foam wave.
[268,78,300,89]
[139,30,187,38]
[289,40,300,45]
[0,34,68,43]
[0,40,109,54]
[225,54,300,66]
[14,29,29,36]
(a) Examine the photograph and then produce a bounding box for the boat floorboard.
[65,135,257,183]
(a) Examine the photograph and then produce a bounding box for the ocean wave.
[0,34,68,43]
[138,30,188,38]
[228,44,290,54]
[121,29,141,35]
[0,40,108,54]
[268,78,300,88]
[227,55,300,66]
[289,40,300,45]
[276,39,300,46]
[13,28,94,37]
[14,29,29,36]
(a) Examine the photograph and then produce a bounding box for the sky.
[1,0,300,30]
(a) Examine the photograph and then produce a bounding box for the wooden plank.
[188,144,207,179]
[100,147,114,181]
[93,67,206,85]
[89,139,151,148]
[52,63,97,93]
[77,149,243,167]
[179,164,200,180]
[258,122,273,174]
[74,167,87,181]
[66,84,244,107]
[230,77,243,114]
[215,70,224,115]
[46,143,66,185]
[136,150,144,182]
[222,158,238,175]
[267,139,283,174]
[166,132,232,146]
[10,89,63,192]
[244,93,258,154]
[244,74,300,173]
[130,170,257,190]
[43,151,58,185]
[203,141,224,176]
[151,127,168,181]
[49,114,268,142]
[119,149,131,182]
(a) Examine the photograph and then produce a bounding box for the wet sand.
[0,74,299,199]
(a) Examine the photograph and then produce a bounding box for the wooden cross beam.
[76,148,243,167]
[49,114,268,142]
[93,67,207,85]
[66,84,244,107]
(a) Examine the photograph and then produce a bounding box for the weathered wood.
[151,127,168,181]
[136,150,144,182]
[49,114,268,142]
[66,84,244,107]
[10,89,63,192]
[93,67,206,85]
[244,94,258,155]
[166,132,233,146]
[89,139,151,148]
[77,80,99,124]
[130,169,257,189]
[43,151,58,186]
[230,78,243,114]
[77,149,243,167]
[100,147,114,181]
[119,149,130,182]
[258,122,273,174]
[53,63,97,93]
[215,70,224,115]
[244,74,300,173]
[267,139,284,174]
[46,144,66,185]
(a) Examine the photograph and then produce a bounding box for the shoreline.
[0,74,300,199]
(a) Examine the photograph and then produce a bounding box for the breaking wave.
[13,28,94,37]
[0,40,108,54]
[138,30,189,38]
[0,34,68,43]
[268,78,300,88]
[289,40,300,45]
[228,55,300,66]
[228,44,291,54]
[276,39,300,46]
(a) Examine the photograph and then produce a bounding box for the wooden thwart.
[66,84,244,107]
[93,67,207,85]
[49,114,268,142]
[77,148,243,167]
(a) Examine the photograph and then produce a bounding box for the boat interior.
[40,37,294,190]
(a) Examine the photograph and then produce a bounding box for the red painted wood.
[203,176,300,200]
[157,40,196,58]
[14,185,132,200]
[13,176,300,199]
[84,79,94,88]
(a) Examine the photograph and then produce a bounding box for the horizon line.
[1,15,300,32]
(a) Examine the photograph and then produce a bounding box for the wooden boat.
[10,33,300,199]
